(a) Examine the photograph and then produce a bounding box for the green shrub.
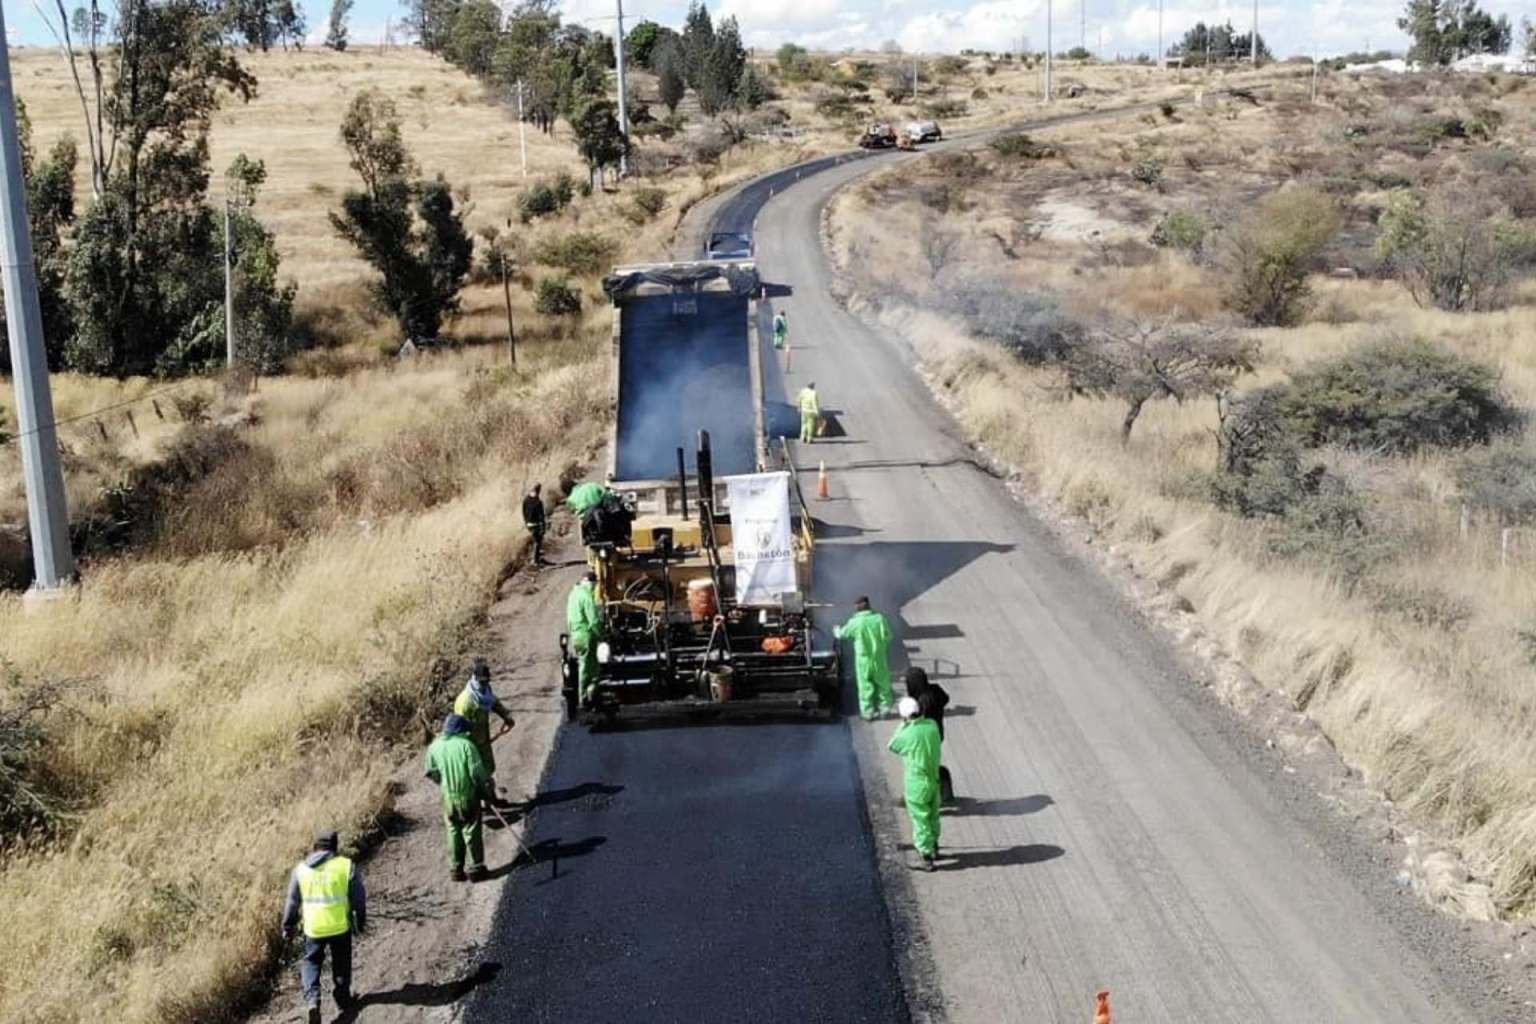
[1282,338,1520,454]
[1456,441,1536,524]
[534,277,582,316]
[1159,100,1177,119]
[1149,210,1206,253]
[1220,187,1339,326]
[533,232,618,276]
[517,173,576,222]
[1266,480,1390,587]
[1130,158,1163,187]
[623,187,667,225]
[989,133,1055,160]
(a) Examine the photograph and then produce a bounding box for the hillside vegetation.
[830,68,1536,915]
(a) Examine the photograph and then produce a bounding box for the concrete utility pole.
[517,79,528,177]
[224,200,236,369]
[1045,0,1053,100]
[1157,0,1163,67]
[1080,0,1086,53]
[913,57,919,102]
[613,0,629,176]
[1251,0,1259,64]
[0,0,73,590]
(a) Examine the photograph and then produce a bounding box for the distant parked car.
[858,123,899,149]
[707,232,753,260]
[905,120,943,143]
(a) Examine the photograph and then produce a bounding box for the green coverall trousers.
[445,799,484,870]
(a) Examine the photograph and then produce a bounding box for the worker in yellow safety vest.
[281,829,366,1024]
[798,381,819,443]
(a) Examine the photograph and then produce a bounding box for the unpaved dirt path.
[247,513,584,1024]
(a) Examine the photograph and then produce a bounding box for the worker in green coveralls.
[889,696,942,871]
[834,595,894,721]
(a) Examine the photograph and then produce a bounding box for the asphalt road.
[463,154,910,1022]
[468,115,1507,1022]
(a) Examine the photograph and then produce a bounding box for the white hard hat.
[898,697,920,720]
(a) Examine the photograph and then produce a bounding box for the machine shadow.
[335,962,502,1020]
[486,835,609,879]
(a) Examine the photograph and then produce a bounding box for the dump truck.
[557,258,839,723]
[858,123,898,149]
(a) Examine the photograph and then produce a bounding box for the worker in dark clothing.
[522,483,548,566]
[281,829,366,1024]
[905,667,955,803]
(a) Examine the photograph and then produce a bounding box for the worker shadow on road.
[760,282,794,298]
[520,781,625,813]
[944,794,1054,817]
[333,961,502,1021]
[811,519,882,540]
[939,843,1066,870]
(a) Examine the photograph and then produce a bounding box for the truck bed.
[609,263,762,482]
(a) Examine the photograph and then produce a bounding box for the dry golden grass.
[830,68,1536,915]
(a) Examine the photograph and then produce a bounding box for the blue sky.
[4,0,1532,59]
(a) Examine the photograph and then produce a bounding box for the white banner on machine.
[724,471,796,605]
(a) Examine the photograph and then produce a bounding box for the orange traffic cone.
[1093,990,1111,1024]
[816,461,829,500]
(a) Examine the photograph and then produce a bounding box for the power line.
[5,379,200,442]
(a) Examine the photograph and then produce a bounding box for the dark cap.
[904,666,930,694]
[855,595,871,609]
[471,656,490,679]
[314,829,339,852]
[583,570,598,583]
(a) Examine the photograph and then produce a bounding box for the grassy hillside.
[830,69,1536,915]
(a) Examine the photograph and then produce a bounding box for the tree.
[325,0,353,49]
[880,39,902,54]
[777,42,809,76]
[1220,188,1340,327]
[330,90,472,341]
[699,15,745,115]
[681,1,715,88]
[654,38,686,113]
[1376,189,1520,312]
[736,62,769,111]
[1399,0,1511,64]
[1523,16,1535,57]
[627,19,662,67]
[38,0,263,376]
[0,102,78,374]
[571,97,629,187]
[447,0,501,77]
[1063,320,1256,440]
[403,0,462,52]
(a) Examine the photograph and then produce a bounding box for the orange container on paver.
[687,579,718,622]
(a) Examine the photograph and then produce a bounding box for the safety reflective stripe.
[296,856,352,939]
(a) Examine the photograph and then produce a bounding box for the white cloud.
[895,0,1043,53]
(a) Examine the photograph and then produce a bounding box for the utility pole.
[0,0,73,590]
[913,56,919,103]
[1045,0,1053,100]
[224,199,236,370]
[613,0,629,177]
[1251,0,1259,64]
[1157,0,1163,68]
[517,80,528,178]
[1080,0,1086,54]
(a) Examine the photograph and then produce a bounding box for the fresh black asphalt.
[462,718,907,1023]
[462,155,909,1024]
